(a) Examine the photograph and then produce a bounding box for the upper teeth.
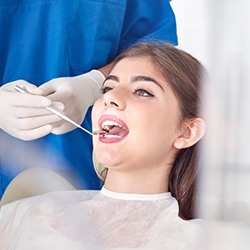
[102,120,123,131]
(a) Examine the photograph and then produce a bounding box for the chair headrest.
[0,168,75,207]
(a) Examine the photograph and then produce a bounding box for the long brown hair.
[111,42,204,220]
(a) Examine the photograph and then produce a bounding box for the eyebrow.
[103,75,119,84]
[131,76,164,90]
[104,75,164,91]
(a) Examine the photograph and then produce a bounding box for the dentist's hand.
[40,70,105,135]
[0,81,64,140]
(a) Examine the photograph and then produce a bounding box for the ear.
[173,118,206,149]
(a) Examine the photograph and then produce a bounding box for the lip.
[97,114,129,143]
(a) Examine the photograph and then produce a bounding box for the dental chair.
[0,168,75,207]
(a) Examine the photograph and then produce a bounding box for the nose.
[103,88,126,110]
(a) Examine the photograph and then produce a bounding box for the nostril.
[105,100,119,107]
[110,101,119,107]
[104,93,124,109]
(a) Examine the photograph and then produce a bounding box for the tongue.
[109,126,128,137]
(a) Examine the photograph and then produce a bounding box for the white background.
[171,0,209,66]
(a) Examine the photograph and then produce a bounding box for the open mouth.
[97,115,129,139]
[101,120,128,138]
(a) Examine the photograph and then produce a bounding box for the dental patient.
[0,42,206,249]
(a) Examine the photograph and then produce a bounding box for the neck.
[104,166,170,194]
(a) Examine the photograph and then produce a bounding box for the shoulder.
[153,217,203,249]
[153,195,204,248]
[0,190,99,249]
[0,190,99,229]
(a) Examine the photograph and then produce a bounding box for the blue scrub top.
[0,0,177,197]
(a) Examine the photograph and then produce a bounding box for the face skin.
[92,57,187,194]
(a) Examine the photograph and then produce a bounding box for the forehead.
[111,57,157,75]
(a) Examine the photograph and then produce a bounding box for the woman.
[0,43,206,249]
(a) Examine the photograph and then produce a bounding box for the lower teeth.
[104,134,121,138]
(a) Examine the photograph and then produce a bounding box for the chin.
[95,150,122,168]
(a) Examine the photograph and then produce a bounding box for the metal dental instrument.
[14,85,107,136]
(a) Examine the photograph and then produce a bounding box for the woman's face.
[92,57,184,173]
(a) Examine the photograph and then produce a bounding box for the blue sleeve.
[118,0,178,52]
[0,0,177,84]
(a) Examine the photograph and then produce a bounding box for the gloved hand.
[40,70,105,134]
[0,80,64,141]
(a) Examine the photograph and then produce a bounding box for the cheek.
[92,100,102,127]
[138,110,180,147]
[140,108,177,134]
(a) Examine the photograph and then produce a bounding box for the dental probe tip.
[93,130,109,135]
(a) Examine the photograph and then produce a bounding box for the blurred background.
[172,1,250,249]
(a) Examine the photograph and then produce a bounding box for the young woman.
[0,43,206,249]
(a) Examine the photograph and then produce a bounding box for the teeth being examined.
[101,120,123,131]
[103,134,121,138]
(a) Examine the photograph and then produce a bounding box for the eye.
[100,86,113,94]
[134,89,154,97]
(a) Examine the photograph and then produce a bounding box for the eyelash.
[100,86,112,94]
[100,86,154,97]
[134,89,154,97]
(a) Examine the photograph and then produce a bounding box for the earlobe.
[173,118,206,149]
